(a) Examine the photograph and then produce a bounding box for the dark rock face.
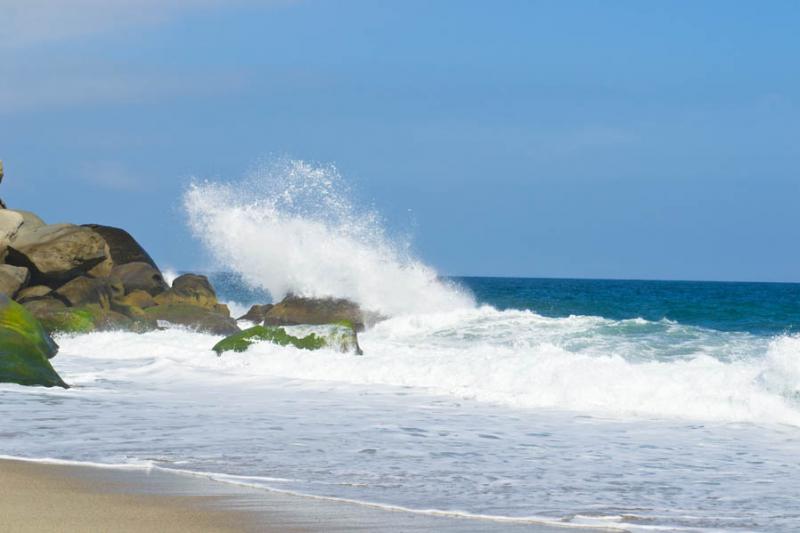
[0,294,67,388]
[6,224,108,286]
[263,296,368,331]
[0,265,29,297]
[238,304,274,322]
[145,304,239,335]
[83,224,159,269]
[112,262,169,296]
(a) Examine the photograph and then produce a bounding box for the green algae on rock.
[0,294,68,388]
[213,323,363,355]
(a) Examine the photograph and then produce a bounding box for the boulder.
[237,304,274,322]
[119,290,157,309]
[213,323,362,355]
[145,304,239,335]
[23,299,153,334]
[112,262,169,296]
[154,273,222,311]
[263,296,369,331]
[8,210,46,231]
[0,294,67,388]
[83,224,159,269]
[0,265,30,297]
[24,298,92,334]
[0,210,24,243]
[6,224,109,286]
[54,276,124,309]
[15,284,52,303]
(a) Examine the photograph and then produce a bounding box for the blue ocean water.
[458,277,800,335]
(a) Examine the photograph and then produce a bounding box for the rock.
[112,262,169,296]
[23,299,153,334]
[213,323,362,355]
[24,299,93,334]
[263,296,370,331]
[6,224,109,286]
[0,210,24,243]
[15,285,52,303]
[54,276,124,309]
[119,290,157,309]
[145,304,239,335]
[237,304,274,322]
[213,325,325,355]
[154,273,222,311]
[0,265,30,297]
[8,210,46,231]
[83,224,159,269]
[0,294,67,388]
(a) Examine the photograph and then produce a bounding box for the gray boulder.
[6,224,109,286]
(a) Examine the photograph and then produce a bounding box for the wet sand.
[0,458,607,532]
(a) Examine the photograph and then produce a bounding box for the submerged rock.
[0,294,67,388]
[213,323,362,356]
[263,296,373,332]
[145,303,239,335]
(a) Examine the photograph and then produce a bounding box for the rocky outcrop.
[6,224,109,286]
[112,262,169,296]
[0,294,67,388]
[263,295,371,331]
[0,265,30,297]
[15,285,52,303]
[54,276,124,308]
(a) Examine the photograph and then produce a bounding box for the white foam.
[183,159,474,316]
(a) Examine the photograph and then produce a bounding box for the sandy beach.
[0,458,583,533]
[0,459,268,533]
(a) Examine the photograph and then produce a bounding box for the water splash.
[184,159,474,316]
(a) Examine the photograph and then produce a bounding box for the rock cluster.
[0,162,370,388]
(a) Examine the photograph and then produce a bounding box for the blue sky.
[1,1,798,282]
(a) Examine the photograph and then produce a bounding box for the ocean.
[2,163,799,532]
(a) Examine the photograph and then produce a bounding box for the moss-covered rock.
[0,294,68,388]
[213,323,362,355]
[145,303,239,335]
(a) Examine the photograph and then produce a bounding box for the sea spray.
[184,159,474,316]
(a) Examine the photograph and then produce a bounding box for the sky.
[1,0,798,282]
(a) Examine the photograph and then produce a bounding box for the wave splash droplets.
[184,160,474,316]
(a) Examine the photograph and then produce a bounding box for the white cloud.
[1,0,288,48]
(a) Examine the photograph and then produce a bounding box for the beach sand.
[0,458,598,532]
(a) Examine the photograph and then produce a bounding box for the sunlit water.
[2,162,799,531]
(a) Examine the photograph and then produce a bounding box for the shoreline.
[0,457,609,533]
